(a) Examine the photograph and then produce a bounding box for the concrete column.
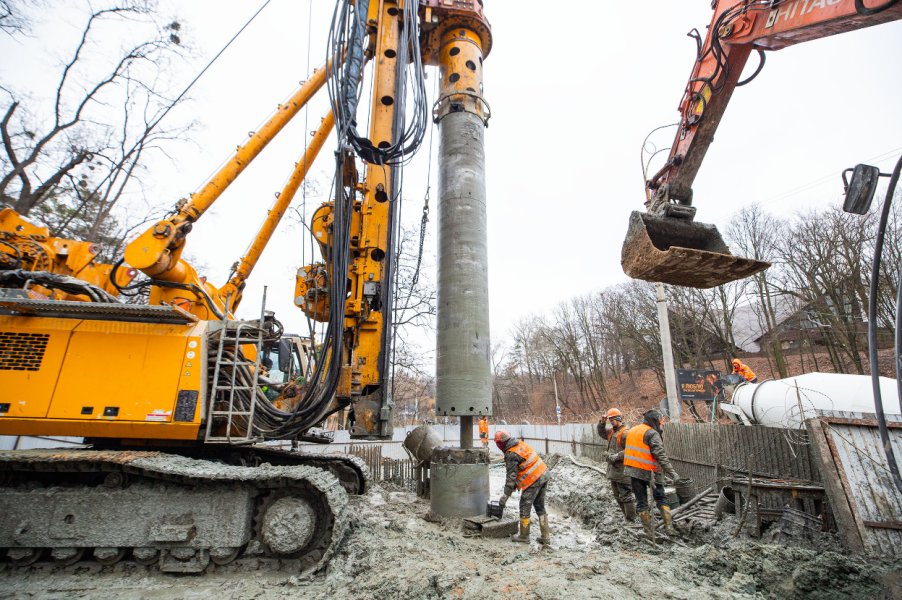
[460,416,474,449]
[656,282,681,420]
[435,28,492,424]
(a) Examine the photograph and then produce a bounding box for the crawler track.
[0,449,361,574]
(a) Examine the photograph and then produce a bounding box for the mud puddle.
[1,453,900,600]
[488,461,596,553]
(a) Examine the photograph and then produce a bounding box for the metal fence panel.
[662,423,820,491]
[817,411,902,558]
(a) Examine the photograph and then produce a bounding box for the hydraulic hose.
[896,257,902,413]
[736,50,766,87]
[867,152,902,495]
[855,0,900,16]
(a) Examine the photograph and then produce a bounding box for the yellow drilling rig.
[0,0,491,573]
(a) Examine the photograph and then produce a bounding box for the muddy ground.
[1,453,900,600]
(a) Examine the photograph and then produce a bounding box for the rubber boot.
[639,510,656,544]
[512,518,531,543]
[659,505,678,536]
[537,514,550,545]
[623,501,637,523]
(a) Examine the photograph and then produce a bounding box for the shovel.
[621,211,770,289]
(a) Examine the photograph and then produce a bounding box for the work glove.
[499,495,508,509]
[605,452,616,464]
[668,471,679,484]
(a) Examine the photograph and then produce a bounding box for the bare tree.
[389,224,436,375]
[0,0,37,36]
[728,207,790,377]
[1,1,193,245]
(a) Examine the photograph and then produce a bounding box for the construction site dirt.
[1,453,899,600]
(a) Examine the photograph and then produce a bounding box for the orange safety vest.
[613,426,628,447]
[479,418,489,438]
[623,424,658,472]
[507,440,547,490]
[734,362,756,381]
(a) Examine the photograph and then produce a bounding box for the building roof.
[729,295,798,353]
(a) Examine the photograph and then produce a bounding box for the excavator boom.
[623,0,902,289]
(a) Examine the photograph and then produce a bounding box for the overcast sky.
[4,0,902,368]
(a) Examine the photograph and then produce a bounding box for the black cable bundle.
[228,0,430,440]
[684,1,778,117]
[0,269,120,303]
[326,0,427,166]
[864,154,902,495]
[268,150,358,438]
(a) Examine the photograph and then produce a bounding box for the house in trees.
[734,294,883,354]
[730,295,802,353]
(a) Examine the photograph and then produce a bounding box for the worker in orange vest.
[478,416,489,448]
[731,359,758,383]
[597,408,636,522]
[623,409,680,542]
[495,430,550,545]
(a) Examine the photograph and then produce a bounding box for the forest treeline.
[393,196,902,425]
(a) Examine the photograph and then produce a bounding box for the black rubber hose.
[736,50,766,87]
[867,152,902,495]
[896,258,902,416]
[855,0,900,15]
[110,258,153,295]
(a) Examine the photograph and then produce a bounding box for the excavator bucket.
[621,211,770,289]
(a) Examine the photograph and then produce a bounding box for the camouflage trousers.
[519,472,549,519]
[610,480,635,505]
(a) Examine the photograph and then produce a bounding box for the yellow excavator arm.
[122,66,334,321]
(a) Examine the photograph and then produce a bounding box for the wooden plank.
[845,424,902,557]
[863,520,902,531]
[805,418,867,552]
[821,416,902,429]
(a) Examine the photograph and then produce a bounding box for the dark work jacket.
[502,437,548,497]
[622,426,677,485]
[600,422,630,484]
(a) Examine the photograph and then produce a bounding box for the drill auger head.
[621,211,770,289]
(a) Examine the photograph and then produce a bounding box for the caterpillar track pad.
[621,211,770,289]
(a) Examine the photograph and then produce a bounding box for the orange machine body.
[0,208,135,300]
[648,1,902,204]
[0,314,206,440]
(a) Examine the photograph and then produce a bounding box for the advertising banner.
[676,369,722,401]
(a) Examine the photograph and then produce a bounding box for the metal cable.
[866,152,902,494]
[326,0,427,166]
[855,0,900,15]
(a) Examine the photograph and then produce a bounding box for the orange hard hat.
[606,408,622,420]
[494,429,511,450]
[732,359,742,365]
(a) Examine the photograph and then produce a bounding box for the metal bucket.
[714,486,737,520]
[675,477,697,505]
[621,211,770,289]
[664,487,680,508]
[404,425,444,464]
[486,500,503,519]
[778,507,822,546]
